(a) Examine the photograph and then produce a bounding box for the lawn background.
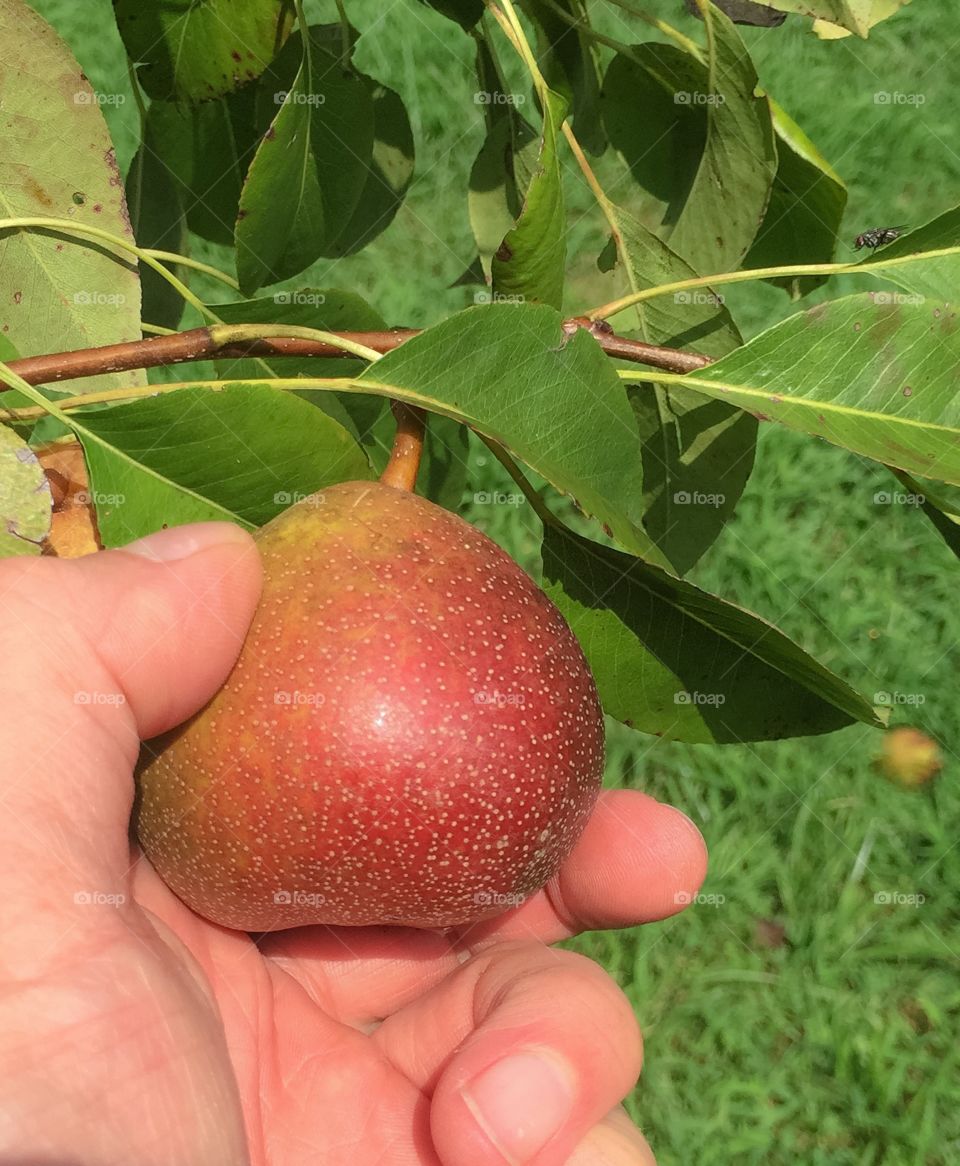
[24,0,960,1161]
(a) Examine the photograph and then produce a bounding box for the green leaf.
[420,418,470,511]
[676,294,960,485]
[76,384,374,546]
[113,0,292,101]
[235,45,330,293]
[629,383,757,574]
[667,3,777,272]
[144,91,261,248]
[743,97,847,298]
[0,0,144,394]
[419,0,485,28]
[210,287,387,436]
[889,469,960,562]
[359,304,656,556]
[214,293,469,508]
[235,27,380,293]
[491,90,566,309]
[0,423,51,557]
[601,15,777,274]
[468,113,538,281]
[524,0,606,155]
[601,46,708,232]
[600,205,756,574]
[857,205,960,303]
[0,336,70,444]
[328,81,415,258]
[541,523,879,742]
[126,141,187,331]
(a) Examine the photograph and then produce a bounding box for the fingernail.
[462,1046,576,1165]
[122,522,250,563]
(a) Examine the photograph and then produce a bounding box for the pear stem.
[380,401,426,492]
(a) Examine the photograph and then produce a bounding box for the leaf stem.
[0,215,213,321]
[486,0,548,97]
[600,0,705,58]
[142,249,239,289]
[479,435,557,528]
[333,0,352,62]
[562,121,613,216]
[586,249,953,320]
[125,56,148,126]
[534,0,669,69]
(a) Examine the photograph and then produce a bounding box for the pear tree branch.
[0,317,711,396]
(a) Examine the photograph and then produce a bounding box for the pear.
[135,480,604,930]
[875,726,942,788]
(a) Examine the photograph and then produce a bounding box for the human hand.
[0,523,707,1165]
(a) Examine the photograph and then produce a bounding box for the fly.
[854,226,904,250]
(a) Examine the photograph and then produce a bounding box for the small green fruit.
[136,481,604,930]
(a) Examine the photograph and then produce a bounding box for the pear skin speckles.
[135,480,605,931]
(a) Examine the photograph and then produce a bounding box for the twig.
[1,319,711,392]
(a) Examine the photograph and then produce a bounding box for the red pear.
[135,480,604,930]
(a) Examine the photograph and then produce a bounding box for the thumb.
[0,522,262,883]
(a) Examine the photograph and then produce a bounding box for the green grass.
[26,0,960,1161]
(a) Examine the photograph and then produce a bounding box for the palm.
[129,831,637,1165]
[132,855,447,1165]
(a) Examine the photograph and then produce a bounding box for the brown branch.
[561,316,712,372]
[379,402,427,492]
[0,319,712,394]
[1,327,413,389]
